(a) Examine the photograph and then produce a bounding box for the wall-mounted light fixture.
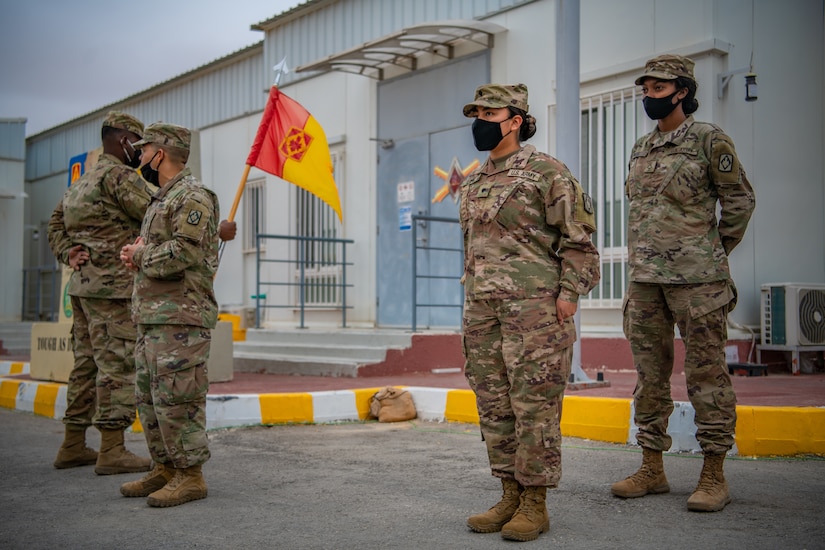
[717,67,759,101]
[369,137,395,149]
[717,53,758,102]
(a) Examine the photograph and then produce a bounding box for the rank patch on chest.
[719,153,733,172]
[187,209,202,225]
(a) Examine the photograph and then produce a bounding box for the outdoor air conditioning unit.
[760,283,825,346]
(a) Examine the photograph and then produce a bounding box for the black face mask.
[122,140,141,169]
[642,91,681,120]
[471,117,513,151]
[139,151,160,185]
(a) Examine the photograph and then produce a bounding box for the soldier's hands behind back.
[68,245,89,271]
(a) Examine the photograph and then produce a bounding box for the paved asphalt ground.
[2,407,824,550]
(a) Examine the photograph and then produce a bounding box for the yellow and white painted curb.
[0,361,29,376]
[2,361,823,457]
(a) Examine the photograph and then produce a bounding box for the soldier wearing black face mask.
[613,55,755,514]
[47,110,156,476]
[122,135,142,169]
[460,84,600,542]
[137,150,161,185]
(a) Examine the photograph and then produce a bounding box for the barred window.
[294,147,344,306]
[243,178,266,252]
[579,86,654,308]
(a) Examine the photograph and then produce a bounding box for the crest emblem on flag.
[280,127,313,162]
[244,86,343,222]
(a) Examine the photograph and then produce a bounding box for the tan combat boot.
[467,478,523,533]
[687,453,731,512]
[147,465,208,507]
[94,428,152,475]
[500,486,550,541]
[53,425,98,469]
[611,447,670,498]
[120,463,175,497]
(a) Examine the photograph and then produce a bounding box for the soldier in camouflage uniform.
[118,123,220,508]
[611,55,755,513]
[460,84,600,541]
[47,111,154,475]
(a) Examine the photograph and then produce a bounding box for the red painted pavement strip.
[5,365,824,408]
[205,368,825,408]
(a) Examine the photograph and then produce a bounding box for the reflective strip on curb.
[2,363,823,458]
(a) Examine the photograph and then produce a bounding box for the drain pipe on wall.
[556,0,593,384]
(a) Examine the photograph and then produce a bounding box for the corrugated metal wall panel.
[0,120,26,160]
[25,48,265,183]
[264,0,532,86]
[24,0,530,181]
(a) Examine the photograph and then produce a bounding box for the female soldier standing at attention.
[611,55,755,512]
[460,83,600,541]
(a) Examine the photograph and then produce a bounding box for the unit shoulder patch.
[187,209,202,225]
[574,186,596,232]
[718,153,734,172]
[175,199,212,242]
[582,192,594,214]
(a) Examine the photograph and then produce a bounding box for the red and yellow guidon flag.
[246,87,343,222]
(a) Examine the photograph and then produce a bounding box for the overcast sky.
[0,0,301,136]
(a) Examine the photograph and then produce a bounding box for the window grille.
[579,86,654,308]
[294,147,344,307]
[243,178,266,252]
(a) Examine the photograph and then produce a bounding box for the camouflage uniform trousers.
[463,296,573,488]
[135,324,211,468]
[623,280,737,454]
[63,295,138,430]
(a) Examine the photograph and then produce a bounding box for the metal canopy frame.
[296,19,506,80]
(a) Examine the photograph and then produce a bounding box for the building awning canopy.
[296,19,506,80]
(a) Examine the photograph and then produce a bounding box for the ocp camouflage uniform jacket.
[47,153,155,299]
[131,168,219,329]
[459,144,600,304]
[626,116,755,283]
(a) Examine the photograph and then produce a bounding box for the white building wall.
[17,0,824,332]
[202,70,378,326]
[486,0,556,156]
[577,0,825,328]
[0,119,27,321]
[739,0,825,293]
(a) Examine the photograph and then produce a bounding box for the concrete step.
[242,328,412,348]
[233,353,366,377]
[233,329,412,377]
[232,328,414,377]
[232,329,462,378]
[235,341,389,362]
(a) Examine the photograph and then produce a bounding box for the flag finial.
[273,57,290,87]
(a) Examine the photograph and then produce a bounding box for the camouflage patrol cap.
[463,83,529,117]
[132,122,191,151]
[635,54,696,85]
[102,110,143,138]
